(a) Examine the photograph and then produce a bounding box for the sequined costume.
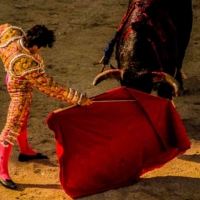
[0,24,84,146]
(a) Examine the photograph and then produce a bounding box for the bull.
[93,0,193,100]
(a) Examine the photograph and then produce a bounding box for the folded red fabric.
[46,86,190,199]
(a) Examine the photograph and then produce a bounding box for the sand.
[0,0,199,199]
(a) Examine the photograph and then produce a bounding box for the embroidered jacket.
[0,23,83,103]
[0,24,85,146]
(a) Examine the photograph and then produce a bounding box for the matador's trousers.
[0,75,32,146]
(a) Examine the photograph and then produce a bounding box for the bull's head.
[92,69,180,96]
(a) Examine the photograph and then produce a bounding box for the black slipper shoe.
[18,153,49,162]
[0,177,17,190]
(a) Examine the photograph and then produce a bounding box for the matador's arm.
[24,71,89,105]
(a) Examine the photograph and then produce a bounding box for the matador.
[0,24,92,189]
[0,24,90,146]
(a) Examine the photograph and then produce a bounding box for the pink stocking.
[0,144,12,180]
[16,107,36,156]
[17,129,36,156]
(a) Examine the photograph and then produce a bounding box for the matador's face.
[28,45,44,54]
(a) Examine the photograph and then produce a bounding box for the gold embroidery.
[10,55,41,77]
[0,25,24,47]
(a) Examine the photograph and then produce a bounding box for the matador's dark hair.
[24,25,56,48]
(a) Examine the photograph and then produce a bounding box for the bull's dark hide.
[125,0,193,71]
[165,0,193,89]
[94,0,193,100]
[117,0,178,98]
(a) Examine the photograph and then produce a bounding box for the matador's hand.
[79,96,93,106]
[66,88,93,106]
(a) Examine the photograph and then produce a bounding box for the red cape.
[46,87,190,199]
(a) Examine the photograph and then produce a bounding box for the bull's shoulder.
[0,24,25,48]
[9,54,44,77]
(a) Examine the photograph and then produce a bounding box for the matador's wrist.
[66,88,84,105]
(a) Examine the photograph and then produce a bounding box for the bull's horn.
[93,69,122,86]
[152,72,180,97]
